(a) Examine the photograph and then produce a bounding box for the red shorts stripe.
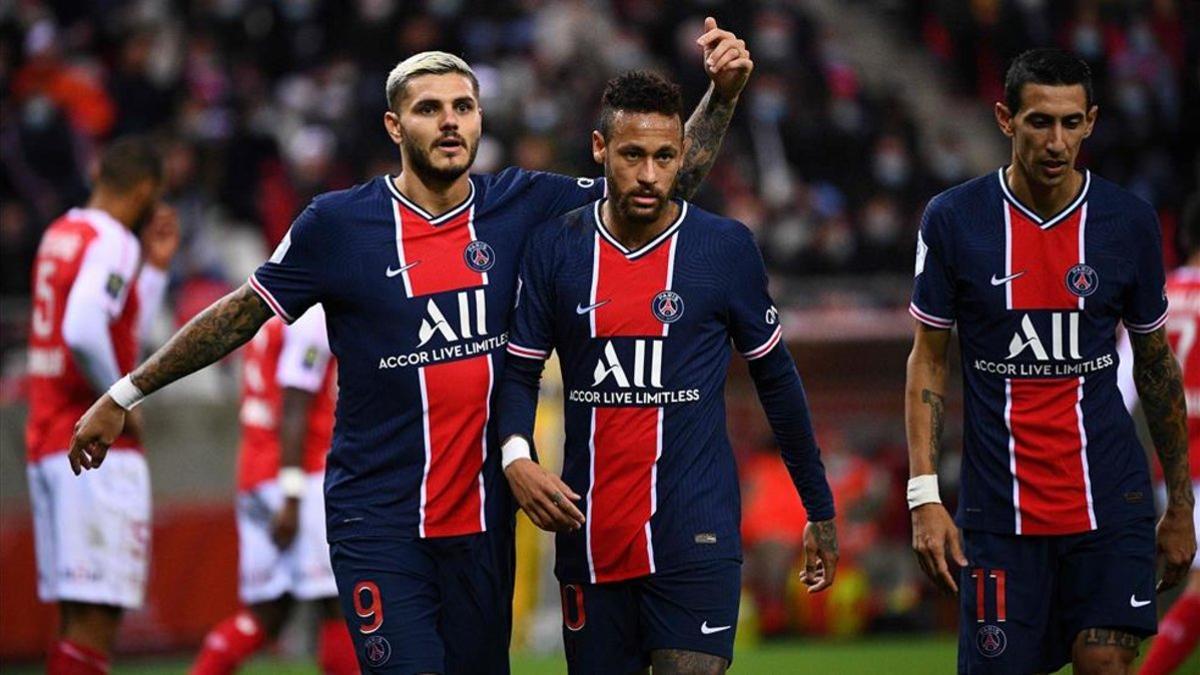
[1008,377,1092,534]
[587,406,659,582]
[419,355,490,538]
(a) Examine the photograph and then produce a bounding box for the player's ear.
[592,130,606,165]
[383,111,404,145]
[994,102,1015,138]
[1083,104,1098,138]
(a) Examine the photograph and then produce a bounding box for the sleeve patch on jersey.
[105,272,125,299]
[914,230,928,277]
[303,346,319,369]
[269,228,293,264]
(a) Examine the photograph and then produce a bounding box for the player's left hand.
[799,519,839,593]
[1155,504,1197,592]
[68,394,126,475]
[697,17,754,102]
[271,497,300,550]
[141,204,180,270]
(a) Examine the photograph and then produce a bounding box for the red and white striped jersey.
[1164,266,1200,480]
[237,305,336,491]
[25,208,144,460]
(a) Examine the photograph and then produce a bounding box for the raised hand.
[696,17,754,102]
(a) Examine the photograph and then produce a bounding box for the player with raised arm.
[1134,195,1200,675]
[25,136,178,675]
[905,49,1195,674]
[70,19,752,674]
[192,304,357,675]
[497,71,837,675]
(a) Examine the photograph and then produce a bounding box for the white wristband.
[107,374,145,411]
[501,436,532,471]
[907,474,942,510]
[279,467,306,498]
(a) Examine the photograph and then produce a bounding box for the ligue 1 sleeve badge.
[652,290,684,323]
[464,240,496,272]
[976,624,1007,658]
[1065,264,1098,297]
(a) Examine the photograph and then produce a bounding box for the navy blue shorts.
[958,519,1157,674]
[330,530,514,674]
[560,558,741,675]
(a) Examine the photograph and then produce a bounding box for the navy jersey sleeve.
[249,202,325,324]
[1122,208,1169,333]
[498,223,558,444]
[533,172,607,218]
[726,225,835,521]
[727,227,785,360]
[909,198,956,329]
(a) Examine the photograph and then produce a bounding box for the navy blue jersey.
[250,169,605,542]
[911,169,1165,536]
[501,200,833,584]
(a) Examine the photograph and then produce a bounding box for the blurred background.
[0,0,1196,672]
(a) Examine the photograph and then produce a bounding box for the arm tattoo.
[815,519,839,556]
[921,389,945,469]
[674,85,737,200]
[1130,328,1194,510]
[129,283,273,395]
[1080,627,1140,653]
[651,649,728,675]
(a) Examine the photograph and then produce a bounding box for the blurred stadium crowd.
[2,1,1196,301]
[0,0,1196,652]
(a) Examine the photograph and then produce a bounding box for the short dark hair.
[598,70,683,139]
[97,136,163,193]
[1004,49,1094,114]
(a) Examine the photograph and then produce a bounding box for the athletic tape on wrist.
[501,436,532,471]
[108,374,145,411]
[907,474,941,510]
[279,467,306,498]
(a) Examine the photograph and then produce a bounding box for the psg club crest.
[976,624,1007,658]
[652,290,684,323]
[1065,264,1098,297]
[363,635,392,667]
[464,240,495,272]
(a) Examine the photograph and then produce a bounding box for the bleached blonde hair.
[385,51,479,111]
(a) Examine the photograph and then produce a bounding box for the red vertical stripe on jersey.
[419,354,489,538]
[588,406,658,582]
[592,238,674,337]
[1008,377,1092,534]
[1006,202,1093,533]
[396,203,485,298]
[1007,206,1082,310]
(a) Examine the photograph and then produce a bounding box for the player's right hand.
[271,498,300,550]
[68,394,126,475]
[911,502,967,593]
[504,458,586,533]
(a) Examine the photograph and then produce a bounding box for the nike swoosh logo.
[990,271,1026,286]
[386,261,420,277]
[700,621,731,635]
[1130,594,1151,608]
[576,300,610,315]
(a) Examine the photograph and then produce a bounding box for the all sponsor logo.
[652,290,684,324]
[1065,264,1098,298]
[463,240,495,272]
[976,624,1007,658]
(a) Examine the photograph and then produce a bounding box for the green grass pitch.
[5,636,1198,673]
